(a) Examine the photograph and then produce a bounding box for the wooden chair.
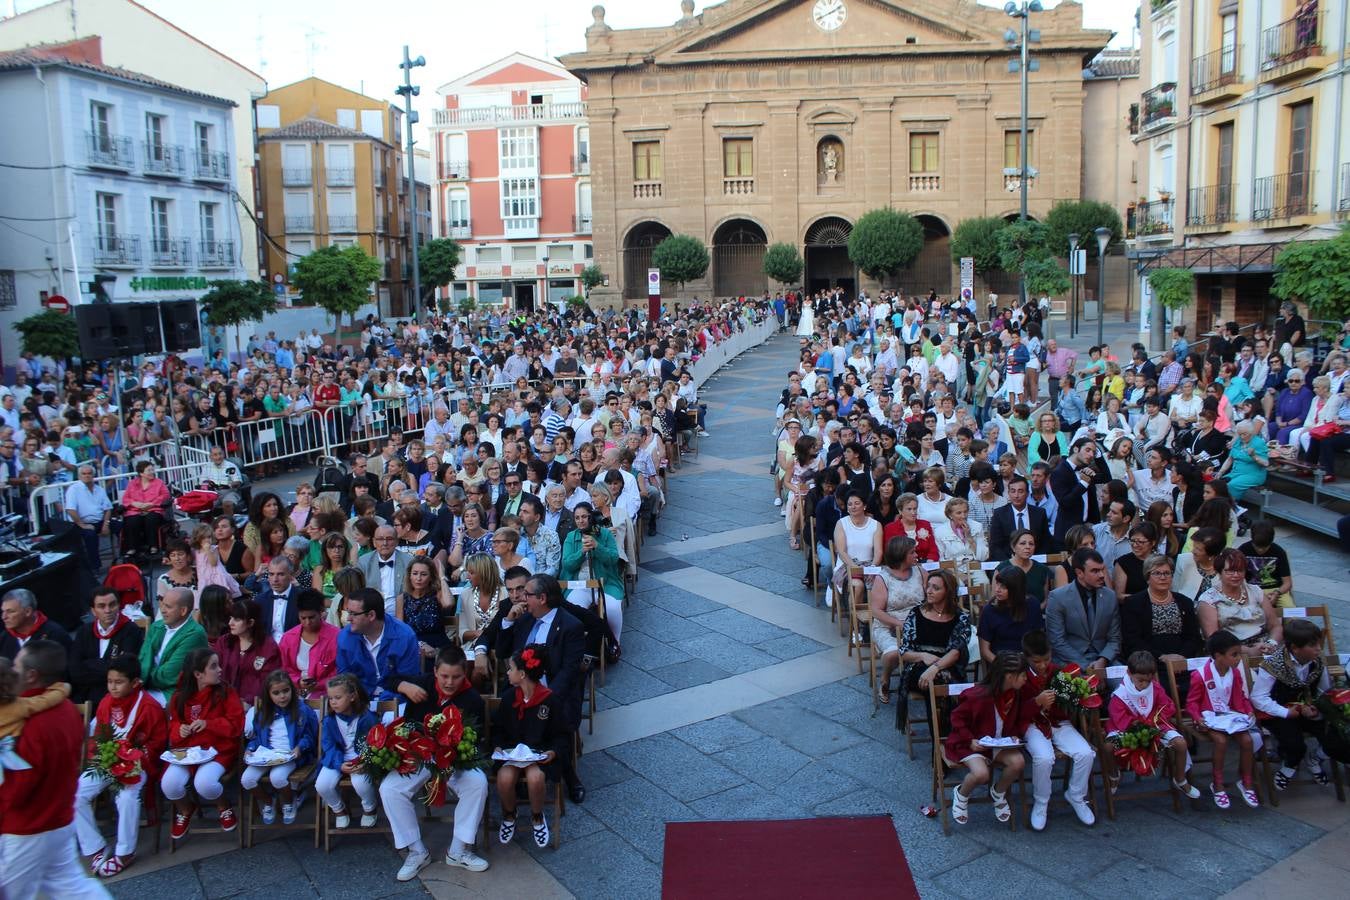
[321,699,400,852]
[1281,606,1338,655]
[483,697,563,849]
[1089,664,1182,821]
[847,570,877,688]
[902,687,932,760]
[168,761,243,853]
[927,682,1025,836]
[242,696,324,848]
[1250,655,1347,807]
[79,702,164,855]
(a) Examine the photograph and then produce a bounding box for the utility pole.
[397,46,425,318]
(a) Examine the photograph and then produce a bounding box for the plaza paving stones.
[105,333,1350,898]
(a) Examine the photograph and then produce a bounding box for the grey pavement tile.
[228,882,324,900]
[714,735,813,788]
[583,776,700,865]
[607,733,745,802]
[687,781,813,821]
[733,698,871,757]
[532,830,661,900]
[647,658,730,690]
[964,813,1130,882]
[1081,858,1214,900]
[933,853,1089,900]
[911,877,964,900]
[1146,802,1325,859]
[690,607,793,644]
[634,584,726,617]
[589,664,673,706]
[577,749,640,789]
[1095,806,1276,891]
[289,834,423,899]
[613,631,694,673]
[519,800,609,847]
[785,681,904,746]
[195,840,298,898]
[671,714,766,754]
[819,737,922,802]
[670,632,779,675]
[109,866,206,900]
[624,605,711,642]
[757,633,830,661]
[663,549,758,575]
[770,759,866,806]
[725,564,818,597]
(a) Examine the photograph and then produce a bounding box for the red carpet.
[662,815,919,899]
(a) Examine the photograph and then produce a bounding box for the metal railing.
[143,142,185,176]
[93,234,142,267]
[199,239,234,268]
[573,214,592,234]
[1340,162,1350,213]
[86,132,133,169]
[571,152,589,175]
[149,237,192,268]
[449,220,471,239]
[328,215,358,233]
[1186,183,1235,227]
[1191,44,1241,95]
[377,213,390,234]
[327,167,355,187]
[439,159,469,180]
[1252,170,1314,221]
[432,101,587,128]
[282,167,312,186]
[284,214,314,232]
[1127,198,1173,237]
[28,453,211,535]
[194,149,230,181]
[1261,6,1323,71]
[1141,82,1177,130]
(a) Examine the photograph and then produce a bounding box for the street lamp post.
[1095,226,1111,349]
[541,253,549,312]
[396,46,426,317]
[1068,232,1079,339]
[1004,1,1043,310]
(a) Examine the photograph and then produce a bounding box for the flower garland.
[83,723,145,793]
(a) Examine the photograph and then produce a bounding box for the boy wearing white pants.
[1021,636,1097,831]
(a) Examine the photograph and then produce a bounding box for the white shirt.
[270,588,292,643]
[563,486,590,512]
[373,553,399,611]
[1251,660,1330,718]
[156,620,185,664]
[296,636,312,675]
[934,351,960,384]
[268,717,293,752]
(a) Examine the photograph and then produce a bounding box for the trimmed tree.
[949,216,1009,275]
[291,245,382,326]
[200,279,278,362]
[650,234,710,290]
[1023,258,1071,299]
[847,208,924,284]
[418,238,461,305]
[1271,227,1350,323]
[1043,200,1124,260]
[580,264,605,296]
[995,219,1052,274]
[15,309,79,361]
[1147,267,1196,311]
[762,242,804,286]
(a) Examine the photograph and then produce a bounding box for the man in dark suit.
[68,586,145,704]
[1044,549,1120,670]
[987,475,1052,561]
[493,471,528,522]
[496,573,587,802]
[1050,437,1102,544]
[254,556,301,643]
[0,588,71,662]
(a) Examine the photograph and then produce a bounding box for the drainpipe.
[1330,0,1349,215]
[34,64,71,298]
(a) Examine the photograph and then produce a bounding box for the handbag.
[1308,422,1341,441]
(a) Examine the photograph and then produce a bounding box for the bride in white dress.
[796,299,815,337]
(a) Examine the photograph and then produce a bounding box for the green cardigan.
[139,618,209,693]
[559,527,624,602]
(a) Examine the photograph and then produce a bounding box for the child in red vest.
[943,651,1035,826]
[162,647,245,840]
[1186,629,1260,810]
[1107,651,1200,799]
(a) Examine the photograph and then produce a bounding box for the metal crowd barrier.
[27,457,214,533]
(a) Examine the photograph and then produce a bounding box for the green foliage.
[418,238,461,300]
[1271,227,1350,322]
[291,245,382,324]
[567,294,588,310]
[650,234,710,289]
[1043,200,1124,260]
[15,309,79,360]
[1023,258,1071,298]
[949,216,1009,274]
[847,208,924,282]
[996,219,1052,274]
[762,242,804,285]
[1148,267,1196,311]
[580,265,605,293]
[457,296,476,316]
[200,280,277,328]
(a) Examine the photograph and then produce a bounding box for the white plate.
[160,747,216,766]
[977,736,1022,749]
[244,750,293,767]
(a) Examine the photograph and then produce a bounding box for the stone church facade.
[561,0,1110,305]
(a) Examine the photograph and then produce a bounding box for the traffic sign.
[42,294,70,314]
[647,268,661,297]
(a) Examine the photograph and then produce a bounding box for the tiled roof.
[258,117,389,144]
[1087,50,1141,78]
[0,46,236,105]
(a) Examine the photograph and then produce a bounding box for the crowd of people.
[0,299,768,894]
[774,287,1348,831]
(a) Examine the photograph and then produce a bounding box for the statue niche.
[817,138,844,186]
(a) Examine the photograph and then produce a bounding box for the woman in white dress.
[832,490,882,611]
[796,299,816,337]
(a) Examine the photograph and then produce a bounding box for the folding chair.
[483,697,564,849]
[1250,655,1347,807]
[1089,664,1182,821]
[168,761,243,853]
[928,682,1025,836]
[1281,606,1338,655]
[243,697,324,848]
[322,699,400,852]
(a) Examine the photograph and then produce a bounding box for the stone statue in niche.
[820,141,843,183]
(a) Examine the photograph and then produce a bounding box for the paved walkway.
[104,331,1350,899]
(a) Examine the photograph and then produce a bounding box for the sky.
[12,0,1138,119]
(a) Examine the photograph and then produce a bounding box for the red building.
[431,53,591,311]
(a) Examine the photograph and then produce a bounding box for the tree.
[200,279,278,362]
[650,234,710,290]
[1023,257,1071,298]
[291,245,382,326]
[1043,200,1124,260]
[418,238,461,303]
[847,208,924,283]
[949,216,1009,275]
[995,219,1051,274]
[457,296,476,316]
[1147,267,1196,311]
[1271,227,1350,323]
[762,242,804,286]
[580,265,605,296]
[15,309,78,361]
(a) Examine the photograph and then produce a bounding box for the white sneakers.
[1029,795,1094,830]
[1067,795,1096,826]
[773,497,783,506]
[396,850,431,882]
[444,848,489,872]
[1030,801,1048,832]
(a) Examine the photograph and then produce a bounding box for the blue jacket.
[336,616,420,702]
[247,702,319,766]
[319,710,377,770]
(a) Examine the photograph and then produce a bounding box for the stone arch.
[711,218,768,298]
[622,220,672,300]
[803,215,855,296]
[896,213,953,295]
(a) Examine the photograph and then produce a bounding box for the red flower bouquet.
[1315,687,1350,763]
[84,723,145,793]
[357,717,433,781]
[419,708,488,807]
[1114,719,1163,777]
[1050,664,1103,715]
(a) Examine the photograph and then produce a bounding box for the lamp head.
[1028,0,1043,11]
[1068,232,1079,251]
[1004,28,1018,43]
[1094,226,1111,253]
[1004,1,1018,14]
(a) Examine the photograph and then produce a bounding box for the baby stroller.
[313,455,347,505]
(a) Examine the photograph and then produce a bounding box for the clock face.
[813,0,846,32]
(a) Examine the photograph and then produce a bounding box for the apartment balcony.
[449,220,471,239]
[143,142,185,177]
[572,214,593,234]
[571,152,590,175]
[440,159,469,180]
[908,174,941,193]
[1191,45,1245,105]
[198,239,234,268]
[376,213,390,234]
[92,234,141,267]
[328,215,358,233]
[86,132,133,170]
[1260,6,1328,83]
[1185,184,1236,232]
[503,217,538,239]
[1252,171,1315,223]
[416,211,432,236]
[327,167,355,187]
[382,259,394,280]
[723,177,754,196]
[1141,83,1177,132]
[431,101,587,129]
[194,149,230,181]
[1003,173,1035,192]
[1339,163,1350,218]
[283,214,314,232]
[374,166,387,190]
[634,180,662,199]
[1126,198,1173,240]
[282,167,312,187]
[400,177,409,196]
[149,237,191,268]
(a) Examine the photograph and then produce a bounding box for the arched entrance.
[622,221,672,300]
[712,218,768,298]
[804,216,854,296]
[897,214,952,295]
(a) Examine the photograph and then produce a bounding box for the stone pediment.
[657,0,1001,61]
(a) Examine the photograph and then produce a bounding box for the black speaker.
[160,300,201,352]
[108,303,161,355]
[75,303,118,359]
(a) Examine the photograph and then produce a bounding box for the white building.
[0,40,245,366]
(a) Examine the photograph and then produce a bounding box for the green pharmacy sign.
[130,276,209,291]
